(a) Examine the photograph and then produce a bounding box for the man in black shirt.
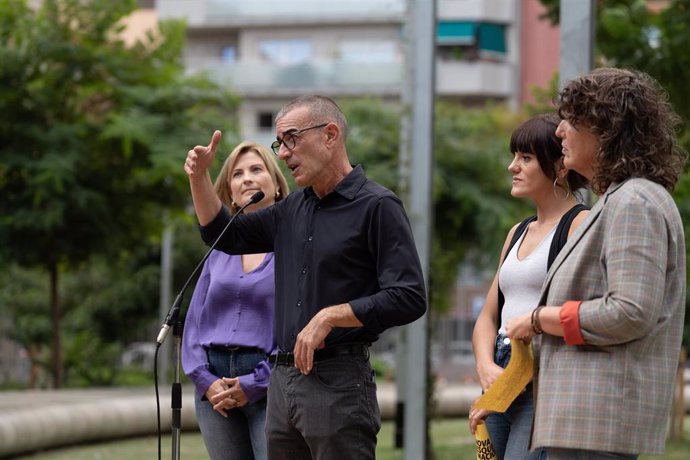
[184,95,427,459]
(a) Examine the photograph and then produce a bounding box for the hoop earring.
[553,178,571,200]
[275,190,280,199]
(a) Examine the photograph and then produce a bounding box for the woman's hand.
[505,312,536,343]
[475,360,504,393]
[468,397,494,435]
[209,377,249,416]
[205,378,231,417]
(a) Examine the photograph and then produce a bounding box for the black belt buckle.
[268,344,369,366]
[268,352,294,366]
[314,343,369,362]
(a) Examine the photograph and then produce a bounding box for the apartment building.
[156,0,559,146]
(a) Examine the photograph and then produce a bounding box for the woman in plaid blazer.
[506,68,687,459]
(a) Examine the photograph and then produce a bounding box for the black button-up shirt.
[199,165,427,351]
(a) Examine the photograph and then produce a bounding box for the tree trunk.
[27,344,40,389]
[50,262,62,388]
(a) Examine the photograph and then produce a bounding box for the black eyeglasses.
[271,123,328,155]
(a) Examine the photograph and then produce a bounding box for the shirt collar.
[303,164,366,201]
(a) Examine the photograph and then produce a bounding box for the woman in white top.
[469,114,589,460]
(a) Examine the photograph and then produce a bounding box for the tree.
[0,0,240,387]
[538,0,690,134]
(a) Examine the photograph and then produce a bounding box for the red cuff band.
[560,300,585,345]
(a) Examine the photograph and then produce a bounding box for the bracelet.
[531,306,545,335]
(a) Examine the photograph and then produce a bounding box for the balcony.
[437,0,515,22]
[158,0,405,27]
[436,59,513,99]
[203,58,513,101]
[205,60,403,98]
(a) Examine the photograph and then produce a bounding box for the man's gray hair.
[276,95,348,140]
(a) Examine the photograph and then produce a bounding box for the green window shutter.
[437,21,476,45]
[478,23,506,54]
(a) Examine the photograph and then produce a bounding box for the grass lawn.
[14,417,690,459]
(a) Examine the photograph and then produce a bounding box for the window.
[221,46,237,63]
[258,39,312,65]
[437,21,476,45]
[437,21,507,61]
[339,40,399,63]
[478,23,507,55]
[257,112,274,131]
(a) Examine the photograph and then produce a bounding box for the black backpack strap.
[497,215,536,318]
[547,203,589,268]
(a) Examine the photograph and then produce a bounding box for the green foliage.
[0,217,208,388]
[341,98,402,192]
[0,0,239,267]
[0,0,240,387]
[524,73,560,117]
[63,330,122,386]
[431,102,531,311]
[538,0,690,142]
[0,265,51,347]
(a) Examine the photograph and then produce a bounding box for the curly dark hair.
[557,67,687,194]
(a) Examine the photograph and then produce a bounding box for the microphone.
[248,190,265,204]
[156,190,265,345]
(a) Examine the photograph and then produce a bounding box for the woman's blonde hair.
[214,141,290,213]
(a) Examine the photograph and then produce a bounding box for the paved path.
[0,381,481,458]
[3,381,687,458]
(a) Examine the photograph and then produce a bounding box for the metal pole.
[159,222,174,383]
[171,324,183,460]
[559,0,595,89]
[559,0,595,205]
[395,0,412,449]
[403,0,435,458]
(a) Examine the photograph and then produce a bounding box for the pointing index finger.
[209,130,222,154]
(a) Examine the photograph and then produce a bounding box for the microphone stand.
[155,191,265,460]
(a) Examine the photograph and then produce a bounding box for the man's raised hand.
[184,130,222,179]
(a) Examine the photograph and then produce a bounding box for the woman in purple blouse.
[182,140,289,460]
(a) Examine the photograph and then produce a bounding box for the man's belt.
[268,343,369,366]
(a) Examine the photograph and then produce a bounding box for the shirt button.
[297,301,302,307]
[308,236,313,241]
[301,267,307,274]
[503,337,511,346]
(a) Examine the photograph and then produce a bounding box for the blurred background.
[0,0,688,396]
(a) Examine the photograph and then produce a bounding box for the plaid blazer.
[532,178,686,455]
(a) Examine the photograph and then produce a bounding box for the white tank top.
[497,225,556,334]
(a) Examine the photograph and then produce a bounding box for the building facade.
[156,0,559,146]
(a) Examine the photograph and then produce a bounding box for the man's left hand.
[294,309,331,375]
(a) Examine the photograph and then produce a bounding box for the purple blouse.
[181,250,276,402]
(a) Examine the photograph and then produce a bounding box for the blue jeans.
[265,354,380,460]
[485,334,545,460]
[195,348,268,460]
